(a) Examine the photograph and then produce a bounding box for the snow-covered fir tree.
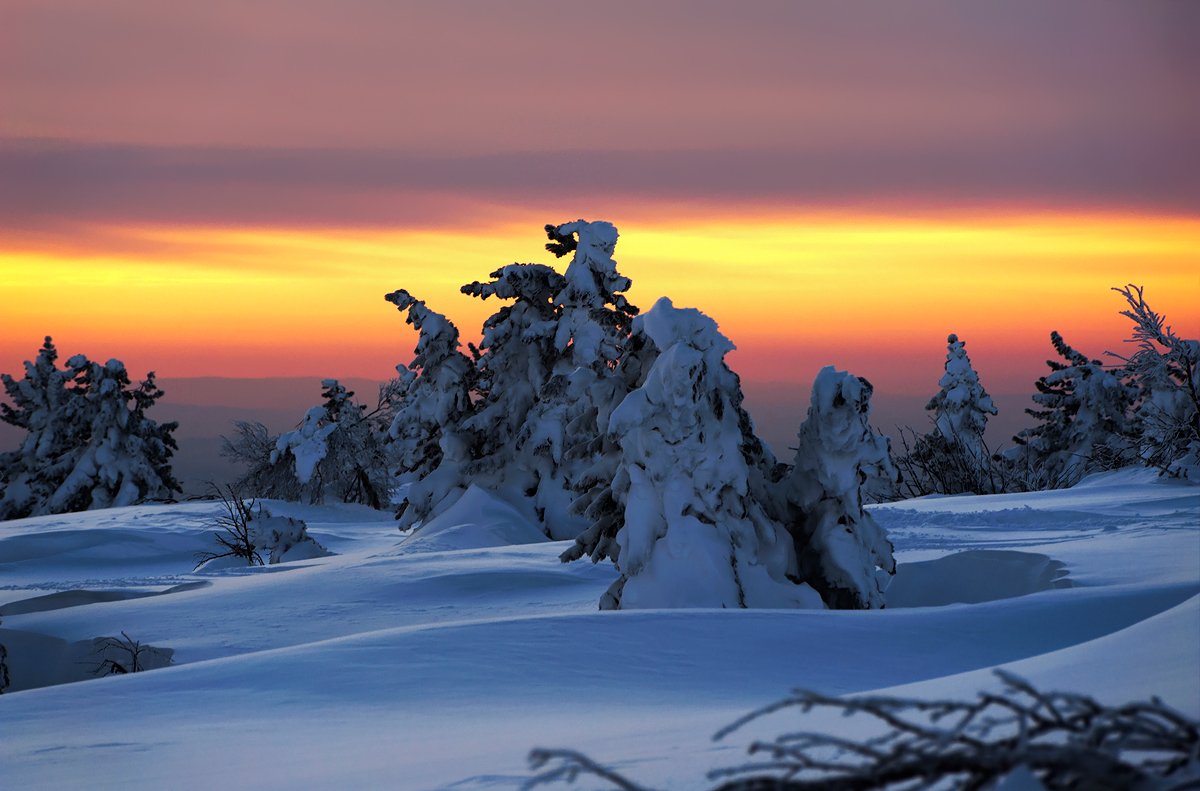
[1107,284,1200,478]
[562,298,820,610]
[0,337,77,520]
[269,380,393,508]
[512,220,639,539]
[43,357,180,514]
[2,341,179,519]
[771,367,897,609]
[1011,331,1137,487]
[384,289,476,530]
[926,333,998,457]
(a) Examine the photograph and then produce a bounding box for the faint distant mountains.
[0,376,1035,498]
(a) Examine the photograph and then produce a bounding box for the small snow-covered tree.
[2,341,179,519]
[515,220,639,539]
[927,333,998,455]
[1107,284,1200,477]
[269,379,392,507]
[561,298,816,610]
[771,367,897,610]
[896,333,1003,496]
[384,289,476,530]
[1011,331,1137,488]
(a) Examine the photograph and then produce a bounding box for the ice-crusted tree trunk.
[0,337,78,520]
[44,357,180,514]
[384,289,476,530]
[772,367,896,609]
[927,333,998,457]
[562,298,819,610]
[1010,331,1137,488]
[514,220,639,539]
[1107,284,1200,478]
[270,380,392,508]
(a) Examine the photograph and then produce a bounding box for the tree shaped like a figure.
[384,289,476,530]
[562,297,821,610]
[773,367,897,609]
[1012,331,1137,488]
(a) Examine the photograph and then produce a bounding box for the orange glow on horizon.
[2,211,1197,396]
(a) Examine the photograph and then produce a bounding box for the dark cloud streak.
[2,131,1197,232]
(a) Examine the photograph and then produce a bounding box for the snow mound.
[886,550,1071,608]
[394,485,549,554]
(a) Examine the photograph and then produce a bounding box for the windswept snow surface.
[0,469,1197,789]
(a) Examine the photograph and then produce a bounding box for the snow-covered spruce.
[926,333,998,456]
[384,289,476,530]
[269,380,392,508]
[1107,284,1200,478]
[771,367,897,610]
[562,298,821,610]
[511,221,639,539]
[1,340,179,520]
[1009,331,1137,488]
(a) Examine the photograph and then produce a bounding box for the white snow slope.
[0,467,1197,789]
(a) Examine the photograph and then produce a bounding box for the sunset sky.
[2,1,1197,401]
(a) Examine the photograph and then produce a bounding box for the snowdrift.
[0,469,1196,789]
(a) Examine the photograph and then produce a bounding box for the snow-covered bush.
[194,486,330,569]
[384,289,476,530]
[0,338,179,520]
[771,367,897,609]
[561,298,816,610]
[1108,284,1200,478]
[1009,331,1138,488]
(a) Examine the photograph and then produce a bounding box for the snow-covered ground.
[1,468,1197,789]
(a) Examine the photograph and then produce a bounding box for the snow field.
[0,468,1196,789]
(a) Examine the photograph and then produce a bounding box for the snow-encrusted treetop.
[927,333,998,453]
[385,289,469,376]
[545,220,637,369]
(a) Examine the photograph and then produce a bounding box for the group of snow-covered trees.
[895,284,1198,496]
[0,337,180,520]
[253,220,895,611]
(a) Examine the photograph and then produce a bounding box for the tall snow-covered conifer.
[513,220,639,539]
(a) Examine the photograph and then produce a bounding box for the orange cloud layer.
[2,211,1196,396]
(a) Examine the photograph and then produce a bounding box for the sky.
[2,0,1197,400]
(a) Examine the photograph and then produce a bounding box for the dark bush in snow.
[194,485,330,570]
[90,631,174,677]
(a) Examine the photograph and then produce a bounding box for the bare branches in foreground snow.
[526,671,1200,791]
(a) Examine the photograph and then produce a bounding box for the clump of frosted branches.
[525,671,1200,791]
